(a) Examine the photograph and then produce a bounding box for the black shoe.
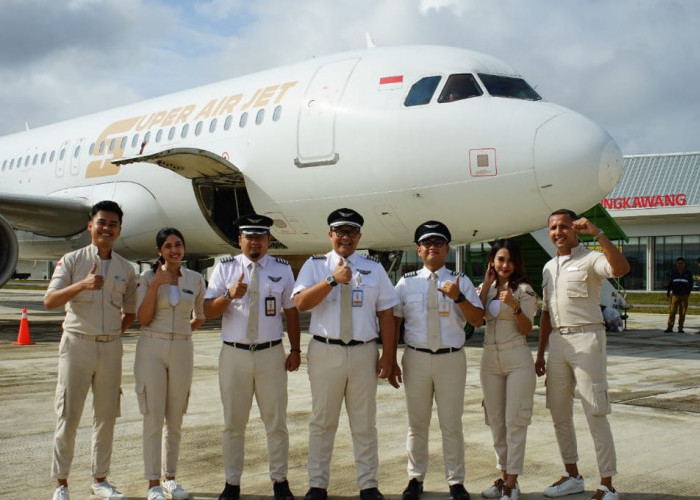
[304,487,328,500]
[360,487,384,500]
[663,328,673,333]
[219,483,241,500]
[402,479,423,500]
[678,328,685,333]
[449,483,470,500]
[274,480,295,500]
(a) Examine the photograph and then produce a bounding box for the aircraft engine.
[0,214,19,288]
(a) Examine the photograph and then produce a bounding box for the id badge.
[352,289,363,307]
[439,298,451,317]
[265,296,276,316]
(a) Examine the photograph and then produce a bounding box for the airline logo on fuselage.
[86,80,298,178]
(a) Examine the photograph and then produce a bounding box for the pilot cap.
[235,213,273,235]
[414,220,452,244]
[327,208,364,228]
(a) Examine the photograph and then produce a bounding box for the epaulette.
[450,271,466,277]
[311,255,326,260]
[220,255,235,263]
[404,271,418,278]
[361,254,380,263]
[274,257,290,265]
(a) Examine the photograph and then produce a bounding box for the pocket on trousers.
[482,399,490,425]
[514,398,534,426]
[55,383,67,417]
[590,381,611,416]
[135,383,147,415]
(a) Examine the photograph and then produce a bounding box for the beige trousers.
[401,347,466,484]
[52,332,123,479]
[480,341,535,475]
[546,330,617,477]
[134,334,193,480]
[307,339,379,490]
[668,294,689,329]
[219,342,288,485]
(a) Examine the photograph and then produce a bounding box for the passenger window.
[33,154,38,165]
[224,115,233,130]
[255,109,265,125]
[73,146,80,158]
[41,152,47,164]
[404,76,442,106]
[273,105,282,121]
[209,118,217,133]
[120,136,127,150]
[25,155,30,166]
[156,129,163,143]
[49,151,55,162]
[9,159,14,169]
[437,74,482,103]
[89,143,95,155]
[1,160,5,171]
[239,112,248,127]
[59,149,66,161]
[131,134,140,149]
[181,124,189,138]
[477,73,541,100]
[143,131,151,144]
[168,127,175,140]
[109,139,116,152]
[195,121,203,136]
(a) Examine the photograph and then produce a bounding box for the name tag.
[439,298,450,317]
[352,289,363,307]
[265,296,276,316]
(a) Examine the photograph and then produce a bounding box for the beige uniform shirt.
[46,244,137,335]
[137,266,206,335]
[542,244,613,328]
[482,282,537,345]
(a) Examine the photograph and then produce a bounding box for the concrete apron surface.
[0,288,699,499]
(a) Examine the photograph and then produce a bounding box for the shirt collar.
[240,253,269,269]
[330,250,357,266]
[418,266,447,278]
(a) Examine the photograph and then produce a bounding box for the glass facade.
[655,235,700,290]
[620,237,647,290]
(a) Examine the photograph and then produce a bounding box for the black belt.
[313,335,376,347]
[223,339,282,352]
[407,345,462,355]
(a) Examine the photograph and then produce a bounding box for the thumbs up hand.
[498,282,518,309]
[227,272,248,299]
[82,262,104,290]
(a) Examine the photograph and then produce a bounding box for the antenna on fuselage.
[365,32,376,49]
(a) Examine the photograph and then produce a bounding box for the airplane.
[0,43,623,287]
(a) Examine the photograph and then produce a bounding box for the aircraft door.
[295,57,360,167]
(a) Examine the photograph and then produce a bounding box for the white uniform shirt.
[542,244,613,328]
[394,266,482,349]
[46,244,137,336]
[205,254,295,343]
[293,250,398,341]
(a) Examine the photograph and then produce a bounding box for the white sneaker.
[91,481,127,499]
[543,474,584,497]
[53,485,69,500]
[500,483,519,500]
[147,486,167,500]
[481,478,504,498]
[590,485,619,500]
[162,479,190,500]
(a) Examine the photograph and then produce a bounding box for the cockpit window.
[437,74,483,103]
[404,76,442,107]
[477,74,541,100]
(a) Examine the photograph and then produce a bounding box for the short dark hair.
[89,200,123,224]
[677,257,686,263]
[548,208,577,222]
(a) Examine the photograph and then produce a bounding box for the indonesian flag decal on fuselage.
[378,75,403,91]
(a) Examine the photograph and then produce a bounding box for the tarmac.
[0,287,699,500]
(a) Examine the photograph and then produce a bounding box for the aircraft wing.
[0,193,91,237]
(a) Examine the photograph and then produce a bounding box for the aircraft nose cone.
[534,112,623,212]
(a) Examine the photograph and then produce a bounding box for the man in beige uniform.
[204,214,301,500]
[44,200,137,500]
[535,209,629,500]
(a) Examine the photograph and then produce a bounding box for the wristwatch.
[223,288,234,302]
[513,306,523,315]
[325,275,338,287]
[454,292,466,303]
[594,229,605,241]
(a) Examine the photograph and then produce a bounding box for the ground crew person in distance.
[664,257,693,333]
[536,209,629,500]
[44,200,137,500]
[393,221,483,500]
[203,214,301,500]
[293,208,398,500]
[477,238,537,500]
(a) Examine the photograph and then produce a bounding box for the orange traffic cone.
[13,307,36,345]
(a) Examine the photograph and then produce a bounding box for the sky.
[0,0,698,156]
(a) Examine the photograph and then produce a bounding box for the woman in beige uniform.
[478,238,537,500]
[135,228,206,500]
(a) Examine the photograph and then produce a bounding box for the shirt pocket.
[565,270,588,298]
[404,293,424,315]
[111,278,127,308]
